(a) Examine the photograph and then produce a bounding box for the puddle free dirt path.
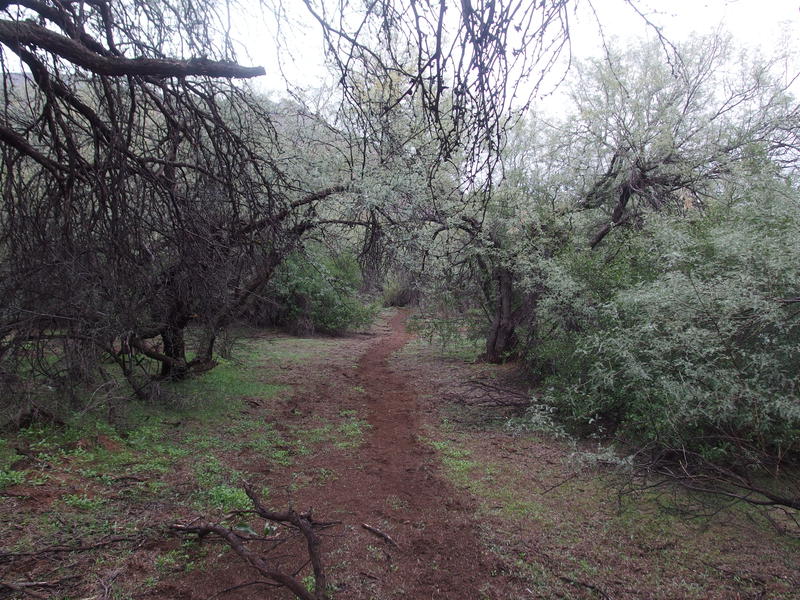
[316,309,498,599]
[155,309,512,600]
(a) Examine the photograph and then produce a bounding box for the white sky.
[231,0,800,100]
[572,0,800,58]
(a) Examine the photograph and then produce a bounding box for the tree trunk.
[196,330,216,363]
[484,266,517,363]
[160,325,187,378]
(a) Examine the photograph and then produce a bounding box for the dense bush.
[381,271,420,307]
[529,184,800,465]
[255,250,375,335]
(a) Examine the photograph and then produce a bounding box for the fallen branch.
[0,576,79,599]
[0,536,132,564]
[206,581,280,600]
[559,575,612,599]
[540,467,588,495]
[172,484,337,600]
[361,523,400,549]
[0,582,47,600]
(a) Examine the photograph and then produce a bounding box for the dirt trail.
[4,308,795,600]
[316,309,494,599]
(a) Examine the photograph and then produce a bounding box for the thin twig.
[361,523,400,549]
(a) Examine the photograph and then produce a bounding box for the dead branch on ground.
[614,442,800,535]
[558,575,612,599]
[0,576,79,599]
[445,377,533,409]
[0,535,133,565]
[172,485,338,600]
[361,523,400,549]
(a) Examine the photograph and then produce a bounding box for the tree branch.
[0,19,265,78]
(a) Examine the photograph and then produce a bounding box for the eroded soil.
[162,309,512,599]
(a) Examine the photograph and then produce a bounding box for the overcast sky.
[231,0,800,99]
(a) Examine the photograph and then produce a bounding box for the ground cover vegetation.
[0,0,799,597]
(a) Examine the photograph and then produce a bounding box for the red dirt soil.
[318,309,497,598]
[157,310,512,600]
[7,310,796,600]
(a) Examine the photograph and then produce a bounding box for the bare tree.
[0,0,353,409]
[289,0,573,213]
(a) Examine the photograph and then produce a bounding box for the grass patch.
[0,439,26,489]
[406,315,485,363]
[204,485,252,512]
[289,412,371,453]
[166,338,287,419]
[154,540,207,575]
[427,438,479,486]
[63,493,106,511]
[0,326,376,599]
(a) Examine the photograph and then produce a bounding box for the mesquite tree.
[561,35,800,247]
[288,0,576,362]
[0,0,353,408]
[472,34,800,364]
[300,0,571,187]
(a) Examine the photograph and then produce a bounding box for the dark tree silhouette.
[0,0,351,405]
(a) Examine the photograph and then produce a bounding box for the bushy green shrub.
[528,185,800,464]
[381,271,419,307]
[256,249,375,335]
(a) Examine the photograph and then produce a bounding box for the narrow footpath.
[304,310,498,599]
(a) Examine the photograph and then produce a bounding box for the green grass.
[154,541,207,574]
[0,467,26,488]
[401,335,484,364]
[427,438,478,486]
[63,493,106,511]
[288,413,371,453]
[3,333,295,521]
[428,427,800,600]
[258,337,338,364]
[166,338,287,418]
[0,329,373,600]
[203,485,252,512]
[0,436,26,489]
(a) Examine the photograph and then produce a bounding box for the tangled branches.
[172,485,338,600]
[300,0,571,188]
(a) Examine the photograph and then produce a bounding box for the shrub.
[381,271,420,307]
[253,249,375,334]
[527,184,800,466]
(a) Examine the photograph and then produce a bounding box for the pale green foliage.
[537,182,800,460]
[259,247,375,334]
[485,34,800,469]
[555,34,796,236]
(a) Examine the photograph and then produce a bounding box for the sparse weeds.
[301,572,337,596]
[193,455,227,488]
[334,417,370,448]
[0,329,354,598]
[0,467,26,488]
[63,493,106,511]
[154,542,204,574]
[427,438,477,486]
[316,468,337,484]
[386,495,409,511]
[167,340,285,415]
[290,412,371,451]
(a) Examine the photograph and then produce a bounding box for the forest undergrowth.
[1,310,797,600]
